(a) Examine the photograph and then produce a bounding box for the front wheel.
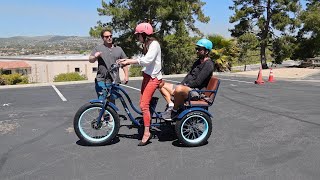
[74,103,120,145]
[175,111,212,147]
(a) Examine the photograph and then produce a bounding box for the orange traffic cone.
[268,68,275,82]
[255,67,265,84]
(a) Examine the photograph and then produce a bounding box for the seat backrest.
[204,76,220,100]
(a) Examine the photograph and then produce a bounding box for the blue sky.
[0,0,239,38]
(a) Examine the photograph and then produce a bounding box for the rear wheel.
[73,103,120,145]
[175,111,212,147]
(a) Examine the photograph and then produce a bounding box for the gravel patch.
[233,68,320,79]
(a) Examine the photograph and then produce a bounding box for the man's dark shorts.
[172,84,201,101]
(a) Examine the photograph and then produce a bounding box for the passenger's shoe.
[164,105,173,112]
[161,108,178,121]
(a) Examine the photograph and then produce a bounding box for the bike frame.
[90,83,163,127]
[89,63,216,129]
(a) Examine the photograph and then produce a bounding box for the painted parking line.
[165,78,253,84]
[220,78,253,84]
[103,78,251,93]
[163,79,180,83]
[51,85,67,101]
[120,84,140,91]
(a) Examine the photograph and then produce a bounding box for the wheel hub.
[91,119,102,129]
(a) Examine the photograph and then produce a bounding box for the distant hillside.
[0,35,100,46]
[0,35,102,56]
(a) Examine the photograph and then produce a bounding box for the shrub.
[129,65,143,77]
[0,76,5,85]
[0,73,29,85]
[54,72,87,82]
[17,76,29,84]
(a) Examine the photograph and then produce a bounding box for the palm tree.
[207,35,238,72]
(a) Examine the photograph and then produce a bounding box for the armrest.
[186,89,218,105]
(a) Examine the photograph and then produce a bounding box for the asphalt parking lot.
[0,75,320,180]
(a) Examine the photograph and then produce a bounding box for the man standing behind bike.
[89,29,129,101]
[160,38,214,121]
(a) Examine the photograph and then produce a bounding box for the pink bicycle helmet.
[135,23,153,35]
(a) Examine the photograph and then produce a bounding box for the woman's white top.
[137,41,163,80]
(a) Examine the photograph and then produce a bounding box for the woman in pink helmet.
[117,22,162,146]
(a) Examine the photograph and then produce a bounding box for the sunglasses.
[103,35,112,39]
[195,47,206,51]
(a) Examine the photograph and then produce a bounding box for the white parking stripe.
[163,79,180,83]
[51,85,67,101]
[164,78,253,84]
[120,84,141,91]
[120,77,252,92]
[219,78,253,84]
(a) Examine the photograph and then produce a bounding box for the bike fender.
[177,107,212,119]
[89,99,103,104]
[89,99,119,111]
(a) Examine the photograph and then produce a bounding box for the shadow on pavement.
[76,137,120,147]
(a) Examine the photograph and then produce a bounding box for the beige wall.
[25,61,50,83]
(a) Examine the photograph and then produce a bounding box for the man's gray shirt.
[91,44,127,83]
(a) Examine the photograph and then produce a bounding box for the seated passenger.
[160,38,214,121]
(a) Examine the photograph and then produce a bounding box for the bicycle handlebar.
[110,63,120,73]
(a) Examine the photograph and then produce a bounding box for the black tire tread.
[175,111,212,147]
[73,103,120,146]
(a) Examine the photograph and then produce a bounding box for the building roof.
[0,61,31,69]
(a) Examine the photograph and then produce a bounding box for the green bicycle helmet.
[196,38,213,51]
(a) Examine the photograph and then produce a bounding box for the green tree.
[90,0,209,74]
[294,0,320,59]
[237,33,259,70]
[229,0,301,69]
[162,23,197,74]
[272,35,296,64]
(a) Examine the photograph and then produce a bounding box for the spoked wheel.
[175,111,212,147]
[73,103,120,145]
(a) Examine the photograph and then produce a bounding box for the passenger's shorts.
[189,90,201,100]
[172,84,200,101]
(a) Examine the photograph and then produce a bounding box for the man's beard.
[197,54,206,59]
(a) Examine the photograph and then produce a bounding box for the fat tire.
[73,103,120,145]
[175,111,212,147]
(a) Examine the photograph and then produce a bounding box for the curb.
[1,71,319,89]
